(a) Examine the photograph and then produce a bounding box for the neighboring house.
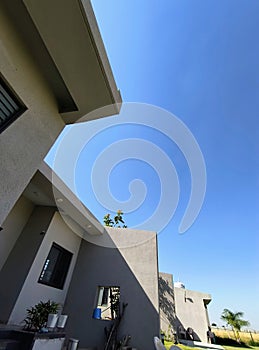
[159,272,211,343]
[0,1,160,349]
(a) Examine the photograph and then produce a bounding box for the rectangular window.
[38,243,73,290]
[95,286,120,320]
[0,75,26,133]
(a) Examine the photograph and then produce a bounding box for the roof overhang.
[203,296,212,305]
[23,162,105,237]
[2,0,122,123]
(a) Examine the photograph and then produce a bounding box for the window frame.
[95,286,120,320]
[38,242,73,290]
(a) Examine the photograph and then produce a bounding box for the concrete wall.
[159,272,211,343]
[159,272,177,337]
[63,228,160,350]
[8,212,82,325]
[0,3,65,225]
[0,206,56,323]
[0,195,34,270]
[174,287,211,342]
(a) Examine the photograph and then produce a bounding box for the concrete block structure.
[159,272,211,343]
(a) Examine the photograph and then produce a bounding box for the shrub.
[23,300,60,331]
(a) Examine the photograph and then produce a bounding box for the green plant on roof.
[103,210,127,228]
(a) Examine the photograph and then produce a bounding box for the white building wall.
[9,212,81,325]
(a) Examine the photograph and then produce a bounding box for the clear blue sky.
[46,0,258,329]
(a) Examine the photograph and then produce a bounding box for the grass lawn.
[164,342,259,350]
[224,347,259,350]
[164,342,195,350]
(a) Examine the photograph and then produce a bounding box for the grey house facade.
[159,272,211,343]
[0,1,160,349]
[0,0,121,226]
[0,162,160,349]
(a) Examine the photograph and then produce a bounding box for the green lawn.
[164,342,193,350]
[224,347,259,350]
[164,342,259,350]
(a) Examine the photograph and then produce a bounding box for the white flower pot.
[47,313,58,328]
[57,314,68,328]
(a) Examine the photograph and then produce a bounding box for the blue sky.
[46,0,258,329]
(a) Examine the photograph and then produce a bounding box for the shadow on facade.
[63,234,160,350]
[158,275,201,342]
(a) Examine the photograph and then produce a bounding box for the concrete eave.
[5,0,122,122]
[23,162,105,237]
[23,0,122,122]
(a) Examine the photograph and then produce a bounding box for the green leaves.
[103,210,127,228]
[221,308,250,338]
[23,300,60,331]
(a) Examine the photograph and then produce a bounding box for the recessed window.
[38,243,73,290]
[94,286,120,320]
[0,76,26,133]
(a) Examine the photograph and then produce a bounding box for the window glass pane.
[0,76,26,132]
[38,243,73,290]
[0,85,19,110]
[39,246,60,283]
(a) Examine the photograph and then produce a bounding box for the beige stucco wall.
[174,287,211,342]
[63,227,160,350]
[106,227,159,312]
[0,3,65,225]
[8,211,82,325]
[0,195,34,270]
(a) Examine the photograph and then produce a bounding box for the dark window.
[38,243,73,290]
[0,76,26,133]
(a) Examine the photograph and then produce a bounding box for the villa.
[0,1,159,349]
[0,1,215,350]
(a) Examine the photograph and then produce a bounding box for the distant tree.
[221,309,250,342]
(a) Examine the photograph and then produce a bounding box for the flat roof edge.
[39,161,105,236]
[80,0,122,107]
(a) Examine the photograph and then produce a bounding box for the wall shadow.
[63,233,160,350]
[158,275,201,342]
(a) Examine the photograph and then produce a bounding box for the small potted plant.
[24,300,60,332]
